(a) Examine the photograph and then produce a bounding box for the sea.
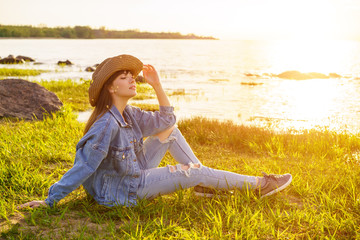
[1,39,360,133]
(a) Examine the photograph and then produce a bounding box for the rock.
[307,72,329,79]
[0,78,63,120]
[57,60,73,66]
[85,66,96,72]
[135,75,146,83]
[263,73,277,78]
[16,55,35,62]
[244,73,261,77]
[329,73,341,78]
[277,71,329,80]
[0,55,25,64]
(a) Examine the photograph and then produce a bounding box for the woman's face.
[108,71,137,100]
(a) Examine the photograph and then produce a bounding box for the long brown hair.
[84,70,125,135]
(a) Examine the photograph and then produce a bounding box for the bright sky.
[0,0,359,40]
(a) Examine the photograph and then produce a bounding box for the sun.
[284,0,338,40]
[269,39,355,74]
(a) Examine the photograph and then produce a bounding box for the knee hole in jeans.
[168,163,201,176]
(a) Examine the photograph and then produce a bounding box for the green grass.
[0,77,173,112]
[36,79,91,112]
[34,79,158,112]
[1,109,360,239]
[131,103,159,112]
[0,68,47,77]
[1,70,360,238]
[132,82,156,100]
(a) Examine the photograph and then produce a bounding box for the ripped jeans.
[136,127,258,199]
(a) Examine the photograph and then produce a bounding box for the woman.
[19,54,292,209]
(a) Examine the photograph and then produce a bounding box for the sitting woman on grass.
[19,54,292,209]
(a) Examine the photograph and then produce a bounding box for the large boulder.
[0,78,63,120]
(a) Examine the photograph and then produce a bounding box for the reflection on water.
[1,39,360,132]
[255,78,354,132]
[279,79,340,121]
[166,78,360,133]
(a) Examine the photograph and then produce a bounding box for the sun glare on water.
[257,34,358,130]
[281,79,342,120]
[255,77,349,132]
[262,38,356,130]
[254,0,359,131]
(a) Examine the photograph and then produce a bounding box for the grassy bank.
[0,68,47,77]
[1,107,360,239]
[1,76,184,112]
[34,79,158,112]
[36,79,185,112]
[0,24,217,40]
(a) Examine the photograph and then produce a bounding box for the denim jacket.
[45,105,176,207]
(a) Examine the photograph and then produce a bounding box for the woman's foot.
[194,172,292,198]
[256,172,292,198]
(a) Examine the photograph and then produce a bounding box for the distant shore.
[0,24,217,40]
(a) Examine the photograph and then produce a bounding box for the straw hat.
[89,54,143,106]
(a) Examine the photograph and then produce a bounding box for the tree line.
[0,25,216,39]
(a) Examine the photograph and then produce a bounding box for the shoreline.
[75,108,360,135]
[0,37,219,40]
[0,75,359,134]
[0,25,217,40]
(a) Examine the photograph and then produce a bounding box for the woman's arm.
[143,64,170,107]
[131,64,176,137]
[18,145,106,209]
[18,116,117,209]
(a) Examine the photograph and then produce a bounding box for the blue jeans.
[136,128,257,199]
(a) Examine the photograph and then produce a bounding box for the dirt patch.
[0,212,27,233]
[1,211,115,239]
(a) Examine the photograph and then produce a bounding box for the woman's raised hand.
[17,200,47,209]
[143,64,161,88]
[143,64,171,106]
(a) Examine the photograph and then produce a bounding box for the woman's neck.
[112,98,129,116]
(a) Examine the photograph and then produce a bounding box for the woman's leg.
[137,127,259,199]
[137,162,258,199]
[138,126,201,170]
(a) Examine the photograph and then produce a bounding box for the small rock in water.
[277,71,329,80]
[16,55,35,62]
[0,55,25,64]
[85,66,96,72]
[135,75,146,83]
[329,73,341,78]
[57,60,73,66]
[244,73,261,77]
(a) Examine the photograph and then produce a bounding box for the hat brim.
[89,54,143,106]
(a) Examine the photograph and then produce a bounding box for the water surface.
[1,39,360,132]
